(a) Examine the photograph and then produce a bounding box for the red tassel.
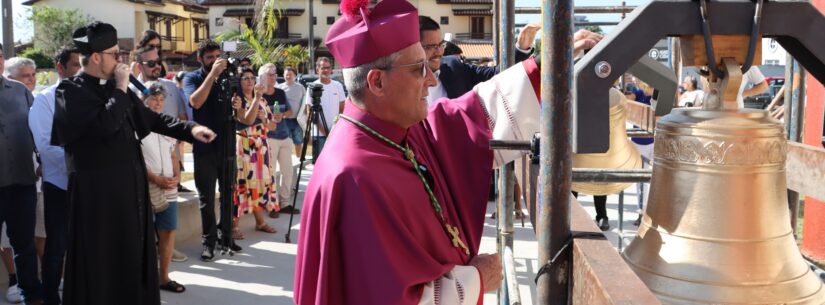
[341,0,369,20]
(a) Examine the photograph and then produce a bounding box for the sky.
[2,0,651,43]
[1,0,33,43]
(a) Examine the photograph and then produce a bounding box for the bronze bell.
[572,89,643,196]
[622,66,825,303]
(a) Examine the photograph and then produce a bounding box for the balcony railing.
[453,33,493,40]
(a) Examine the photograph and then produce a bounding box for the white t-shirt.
[426,70,448,106]
[737,66,767,108]
[305,79,346,136]
[678,90,705,107]
[141,132,177,200]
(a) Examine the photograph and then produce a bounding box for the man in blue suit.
[419,16,539,105]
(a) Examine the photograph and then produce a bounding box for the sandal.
[255,223,277,234]
[160,280,186,293]
[232,227,245,240]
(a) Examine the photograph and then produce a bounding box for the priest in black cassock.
[50,22,216,305]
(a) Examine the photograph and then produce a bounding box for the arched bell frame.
[574,0,825,153]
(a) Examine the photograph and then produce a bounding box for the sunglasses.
[141,60,161,68]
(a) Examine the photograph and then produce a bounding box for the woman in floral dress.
[233,68,278,239]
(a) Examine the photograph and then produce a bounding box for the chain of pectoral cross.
[339,115,471,256]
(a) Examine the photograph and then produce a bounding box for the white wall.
[31,0,138,42]
[762,37,787,66]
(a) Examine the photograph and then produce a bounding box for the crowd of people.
[0,18,348,303]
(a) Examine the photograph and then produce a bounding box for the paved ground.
[157,157,646,305]
[0,156,645,305]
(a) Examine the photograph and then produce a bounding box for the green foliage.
[36,71,55,87]
[20,48,54,69]
[585,25,604,35]
[29,6,93,56]
[280,45,309,72]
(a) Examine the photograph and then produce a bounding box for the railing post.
[538,0,573,303]
[496,0,517,303]
[785,55,803,238]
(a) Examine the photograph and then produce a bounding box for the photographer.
[184,39,243,261]
[304,57,346,163]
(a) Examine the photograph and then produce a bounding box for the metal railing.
[490,3,652,304]
[454,33,494,40]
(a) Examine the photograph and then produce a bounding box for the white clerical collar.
[99,78,108,86]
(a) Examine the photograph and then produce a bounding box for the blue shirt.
[29,83,68,190]
[264,89,291,140]
[0,77,36,187]
[183,68,224,154]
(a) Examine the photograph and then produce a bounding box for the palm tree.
[281,45,310,72]
[215,0,287,68]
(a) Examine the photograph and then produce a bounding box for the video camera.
[219,42,241,97]
[307,83,324,106]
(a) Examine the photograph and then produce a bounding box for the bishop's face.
[378,43,437,128]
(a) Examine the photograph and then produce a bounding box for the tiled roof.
[454,42,494,59]
[199,0,253,5]
[452,8,493,16]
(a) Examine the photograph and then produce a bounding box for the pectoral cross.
[446,224,470,256]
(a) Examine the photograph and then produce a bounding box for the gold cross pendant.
[404,149,415,162]
[446,224,470,256]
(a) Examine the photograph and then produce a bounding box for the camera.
[217,56,240,98]
[307,83,324,106]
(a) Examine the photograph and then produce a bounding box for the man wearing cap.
[293,0,601,303]
[50,22,216,305]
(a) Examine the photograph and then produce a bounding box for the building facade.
[203,0,495,67]
[23,0,210,67]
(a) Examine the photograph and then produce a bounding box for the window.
[470,17,484,39]
[215,17,223,27]
[276,17,289,38]
[244,17,254,29]
[165,20,172,40]
[193,19,209,43]
[327,16,335,25]
[313,16,317,25]
[440,16,449,25]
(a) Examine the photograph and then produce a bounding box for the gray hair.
[4,57,36,77]
[258,63,276,75]
[342,51,402,103]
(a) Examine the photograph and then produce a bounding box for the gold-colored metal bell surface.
[622,105,825,304]
[572,89,643,196]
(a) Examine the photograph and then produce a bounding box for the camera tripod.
[285,95,330,243]
[216,74,239,256]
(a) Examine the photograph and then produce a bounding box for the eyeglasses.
[241,76,256,81]
[383,60,429,78]
[421,41,447,52]
[140,60,161,68]
[98,51,120,60]
[318,65,332,71]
